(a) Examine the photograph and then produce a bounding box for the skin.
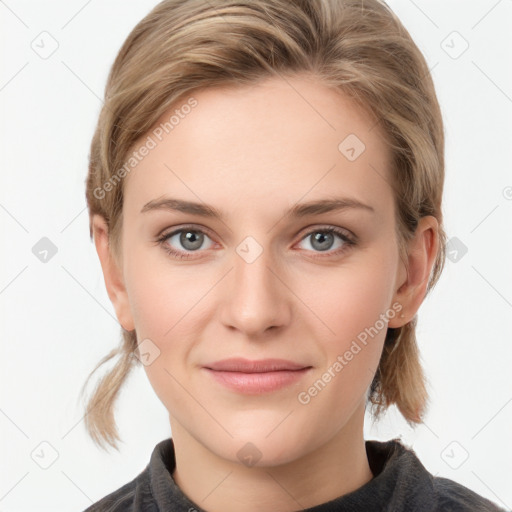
[92,74,439,511]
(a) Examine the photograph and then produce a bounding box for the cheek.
[306,250,397,343]
[124,253,205,410]
[123,249,214,403]
[300,246,398,409]
[296,259,396,424]
[124,243,209,338]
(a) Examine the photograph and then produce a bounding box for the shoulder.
[370,438,506,512]
[431,474,507,512]
[81,438,177,512]
[82,468,155,512]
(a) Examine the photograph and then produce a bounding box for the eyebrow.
[140,196,375,219]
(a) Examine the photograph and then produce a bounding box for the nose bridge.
[220,234,289,335]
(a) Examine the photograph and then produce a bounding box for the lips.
[204,358,308,372]
[203,358,312,394]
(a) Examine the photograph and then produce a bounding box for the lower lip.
[203,368,310,394]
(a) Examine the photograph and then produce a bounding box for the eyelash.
[156,224,357,261]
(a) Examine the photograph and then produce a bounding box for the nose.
[219,242,291,338]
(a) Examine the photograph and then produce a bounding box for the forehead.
[123,75,394,220]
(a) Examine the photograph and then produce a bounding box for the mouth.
[202,358,312,394]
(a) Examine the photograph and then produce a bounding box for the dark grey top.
[83,437,507,511]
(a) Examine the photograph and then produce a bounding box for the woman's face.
[116,75,407,465]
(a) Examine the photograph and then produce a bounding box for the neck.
[171,403,374,512]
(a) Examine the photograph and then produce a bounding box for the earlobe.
[91,214,135,331]
[388,216,439,328]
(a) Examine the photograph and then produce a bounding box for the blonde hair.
[81,0,446,451]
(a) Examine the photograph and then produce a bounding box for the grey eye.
[165,229,214,252]
[309,232,336,251]
[298,230,347,253]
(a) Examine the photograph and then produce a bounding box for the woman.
[80,0,505,510]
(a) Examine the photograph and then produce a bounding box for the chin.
[203,426,312,469]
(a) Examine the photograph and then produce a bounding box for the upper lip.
[204,358,310,373]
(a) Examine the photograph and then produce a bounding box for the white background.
[1,1,511,511]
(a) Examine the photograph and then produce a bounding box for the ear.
[388,215,439,328]
[91,214,135,331]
